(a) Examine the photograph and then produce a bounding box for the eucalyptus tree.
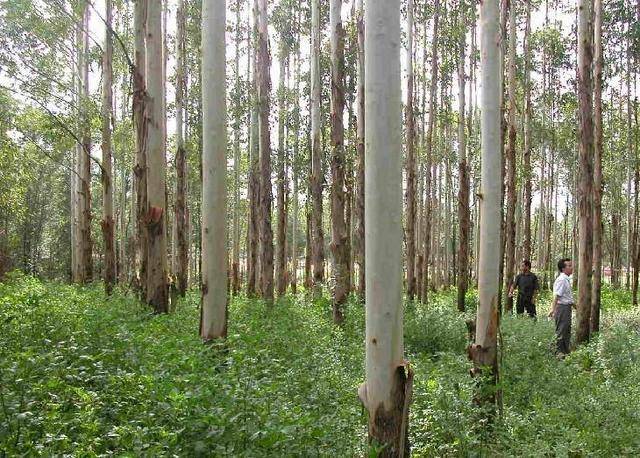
[470,0,501,409]
[591,0,603,333]
[256,0,274,304]
[457,0,470,313]
[523,0,533,262]
[504,0,517,313]
[174,0,189,297]
[133,0,148,298]
[405,0,417,301]
[329,0,350,322]
[310,0,325,298]
[576,0,595,344]
[359,0,412,453]
[201,0,228,340]
[101,0,116,295]
[421,0,440,302]
[354,0,365,297]
[145,0,169,312]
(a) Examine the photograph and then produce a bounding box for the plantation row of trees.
[1,0,639,452]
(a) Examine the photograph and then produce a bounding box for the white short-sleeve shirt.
[553,272,574,305]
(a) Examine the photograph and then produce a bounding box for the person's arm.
[549,295,558,317]
[509,275,519,297]
[532,275,539,304]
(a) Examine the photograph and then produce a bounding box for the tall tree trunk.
[470,0,501,411]
[101,0,116,295]
[145,0,169,313]
[405,0,417,301]
[201,0,228,340]
[174,0,188,297]
[504,0,517,313]
[329,0,350,323]
[576,0,594,345]
[457,5,469,313]
[276,50,288,297]
[231,2,242,296]
[133,0,148,298]
[591,0,603,333]
[355,0,365,298]
[290,45,301,294]
[257,0,274,304]
[421,0,440,302]
[247,9,259,296]
[75,4,93,285]
[310,0,325,298]
[359,1,412,452]
[523,0,532,262]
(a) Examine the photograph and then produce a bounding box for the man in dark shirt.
[508,260,540,318]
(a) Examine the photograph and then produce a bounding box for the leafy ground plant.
[1,273,639,456]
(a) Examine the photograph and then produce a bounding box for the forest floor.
[1,272,639,456]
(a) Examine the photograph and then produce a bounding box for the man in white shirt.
[549,258,575,355]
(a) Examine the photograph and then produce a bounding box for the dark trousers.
[516,295,536,317]
[555,304,572,355]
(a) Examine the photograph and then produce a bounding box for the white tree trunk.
[360,0,411,452]
[200,0,228,339]
[471,0,501,406]
[145,0,169,312]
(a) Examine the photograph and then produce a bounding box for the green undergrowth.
[1,272,639,456]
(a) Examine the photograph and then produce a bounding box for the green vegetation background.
[1,272,639,456]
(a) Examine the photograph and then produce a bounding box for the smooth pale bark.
[359,1,411,453]
[591,0,603,333]
[200,0,228,340]
[421,0,440,302]
[456,7,469,313]
[504,0,517,313]
[256,0,274,304]
[310,0,325,298]
[101,0,116,295]
[355,0,365,297]
[405,0,417,301]
[330,0,350,322]
[174,0,188,297]
[470,0,501,409]
[576,0,594,345]
[523,0,532,262]
[133,0,148,298]
[145,0,169,313]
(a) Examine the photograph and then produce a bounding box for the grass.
[1,271,639,456]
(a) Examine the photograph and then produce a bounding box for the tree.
[145,0,169,313]
[256,0,274,304]
[457,1,470,313]
[329,0,350,322]
[470,0,501,410]
[201,0,228,340]
[405,0,417,301]
[276,43,288,297]
[354,0,365,297]
[591,0,603,334]
[359,0,412,453]
[174,0,189,297]
[523,0,533,262]
[310,0,325,298]
[504,0,517,313]
[101,0,116,295]
[133,0,149,298]
[421,0,440,302]
[576,0,595,345]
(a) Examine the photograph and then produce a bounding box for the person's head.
[558,258,573,276]
[520,259,532,273]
